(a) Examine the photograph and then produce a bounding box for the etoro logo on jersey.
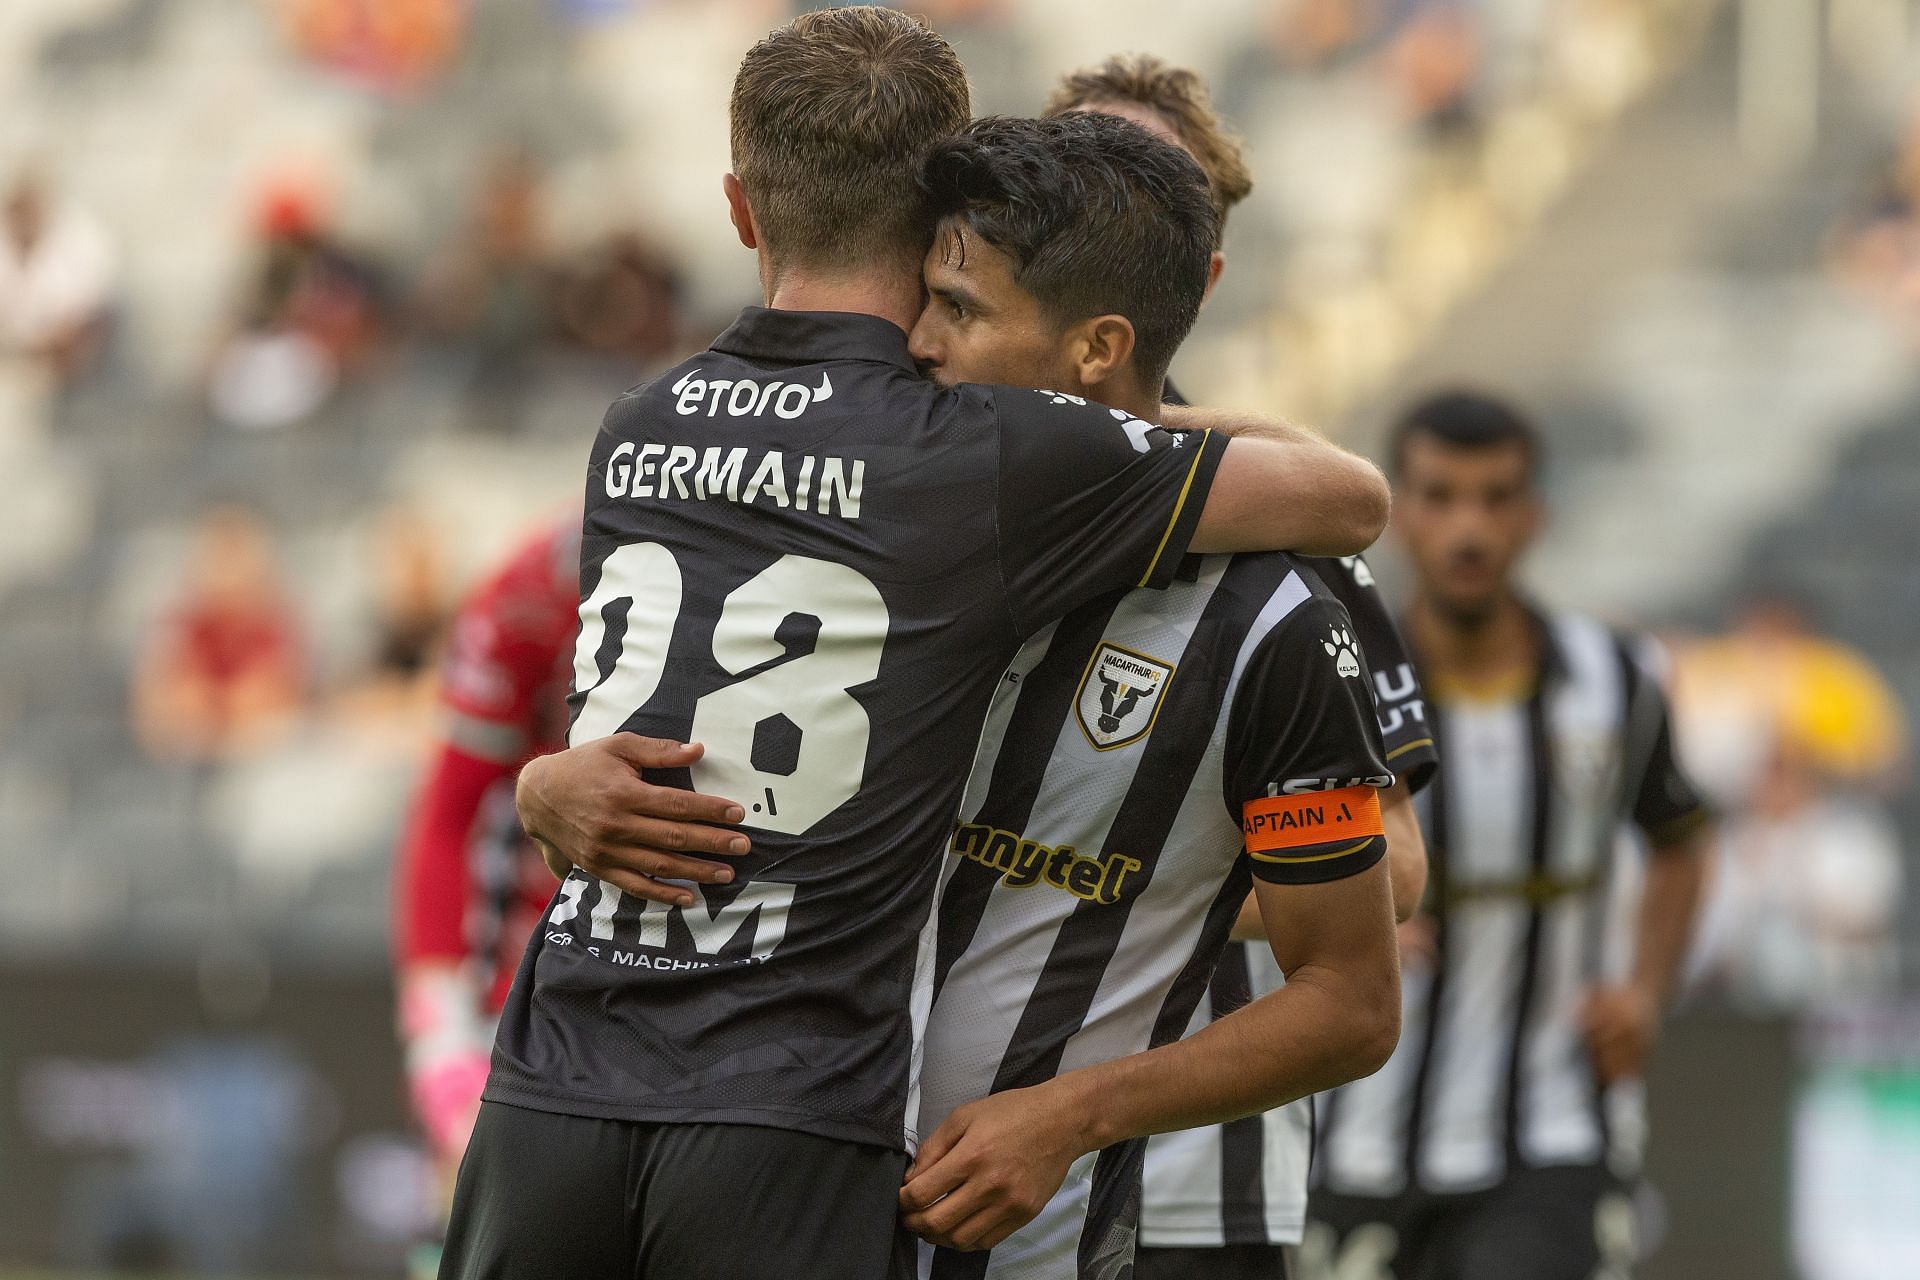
[1076,642,1176,750]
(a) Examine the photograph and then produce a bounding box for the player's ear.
[1201,251,1226,309]
[722,173,758,251]
[1074,314,1136,391]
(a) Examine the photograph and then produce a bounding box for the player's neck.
[1084,373,1163,424]
[1408,591,1538,697]
[762,261,924,337]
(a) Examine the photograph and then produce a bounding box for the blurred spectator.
[283,0,466,94]
[1381,2,1482,132]
[131,506,306,762]
[556,230,684,369]
[1673,596,1910,805]
[1266,0,1386,70]
[0,169,116,383]
[1695,744,1904,1009]
[1831,106,1920,338]
[337,506,452,729]
[207,178,391,431]
[415,154,561,431]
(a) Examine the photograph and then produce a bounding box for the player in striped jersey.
[1043,56,1441,1280]
[1300,394,1713,1280]
[887,114,1403,1280]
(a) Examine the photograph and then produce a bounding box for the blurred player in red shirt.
[392,517,577,1185]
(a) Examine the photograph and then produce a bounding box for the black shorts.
[1302,1165,1635,1280]
[1134,1242,1290,1280]
[440,1101,915,1280]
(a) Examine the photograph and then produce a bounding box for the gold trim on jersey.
[1137,429,1212,588]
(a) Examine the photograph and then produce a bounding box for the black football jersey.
[485,308,1227,1150]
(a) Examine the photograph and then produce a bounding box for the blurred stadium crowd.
[0,0,1915,1276]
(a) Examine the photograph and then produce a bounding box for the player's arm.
[1230,555,1436,939]
[1229,781,1425,938]
[991,392,1383,635]
[1581,641,1715,1084]
[1159,404,1389,558]
[395,587,559,1164]
[900,854,1398,1252]
[394,739,519,1168]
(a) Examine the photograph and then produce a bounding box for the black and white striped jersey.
[1312,608,1710,1199]
[1139,554,1439,1249]
[915,553,1392,1280]
[485,308,1229,1153]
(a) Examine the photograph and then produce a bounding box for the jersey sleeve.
[394,743,515,965]
[1620,636,1712,848]
[1223,590,1394,885]
[1307,555,1439,794]
[991,387,1228,635]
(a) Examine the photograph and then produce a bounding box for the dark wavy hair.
[918,113,1219,387]
[1389,391,1543,481]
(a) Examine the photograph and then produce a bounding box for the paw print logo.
[1036,389,1087,407]
[1324,627,1361,679]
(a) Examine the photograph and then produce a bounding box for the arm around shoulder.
[1185,431,1389,558]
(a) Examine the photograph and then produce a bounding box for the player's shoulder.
[964,384,1167,438]
[1295,553,1381,602]
[461,518,579,636]
[1196,551,1358,650]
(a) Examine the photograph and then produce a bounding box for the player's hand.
[1579,983,1659,1085]
[515,735,750,908]
[898,1085,1089,1252]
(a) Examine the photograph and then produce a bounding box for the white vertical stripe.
[1250,945,1312,1243]
[1417,700,1530,1192]
[973,1151,1099,1279]
[1260,1098,1313,1242]
[1418,899,1527,1191]
[1546,615,1624,880]
[1517,896,1604,1166]
[1138,1003,1226,1245]
[960,622,1060,824]
[903,867,948,1152]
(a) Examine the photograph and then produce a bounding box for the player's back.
[487,307,1225,1150]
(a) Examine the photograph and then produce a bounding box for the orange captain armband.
[1242,786,1384,864]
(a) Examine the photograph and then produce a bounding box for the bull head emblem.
[1097,671,1146,735]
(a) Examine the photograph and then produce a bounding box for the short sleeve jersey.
[485,309,1227,1150]
[1139,553,1440,1248]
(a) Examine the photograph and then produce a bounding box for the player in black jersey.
[445,10,1393,1280]
[1040,57,1440,1280]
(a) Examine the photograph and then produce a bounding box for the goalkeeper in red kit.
[392,517,580,1194]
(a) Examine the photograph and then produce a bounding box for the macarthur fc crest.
[1076,642,1176,751]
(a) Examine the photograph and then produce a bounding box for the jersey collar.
[711,307,917,371]
[1401,597,1571,700]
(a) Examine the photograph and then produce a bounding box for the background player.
[390,517,576,1271]
[1035,56,1440,1280]
[451,10,1393,1279]
[1300,393,1714,1280]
